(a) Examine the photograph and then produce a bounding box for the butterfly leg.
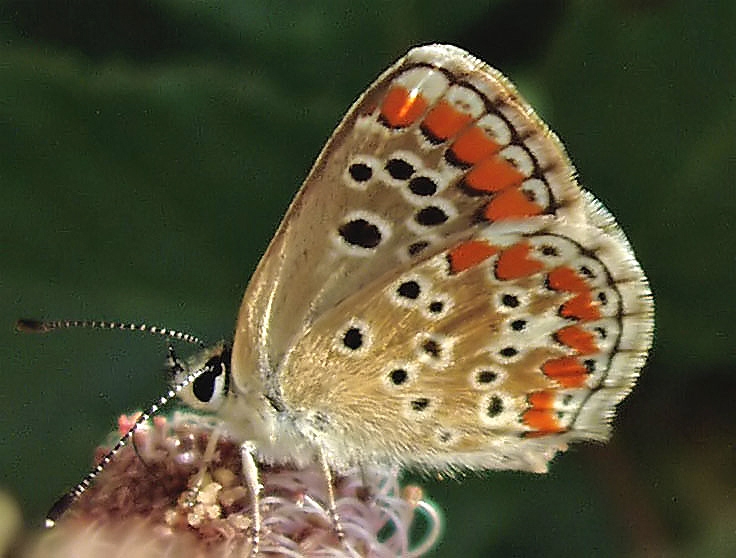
[240,441,262,556]
[181,425,222,507]
[318,446,345,543]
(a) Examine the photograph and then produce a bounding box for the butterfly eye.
[177,348,231,411]
[193,362,223,403]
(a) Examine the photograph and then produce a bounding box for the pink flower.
[25,413,441,557]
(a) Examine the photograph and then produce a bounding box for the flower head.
[26,412,441,557]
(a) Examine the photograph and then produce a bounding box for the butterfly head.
[171,342,233,413]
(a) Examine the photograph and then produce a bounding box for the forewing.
[234,44,589,379]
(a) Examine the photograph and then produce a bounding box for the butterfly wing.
[235,44,588,380]
[232,44,652,473]
[281,212,652,473]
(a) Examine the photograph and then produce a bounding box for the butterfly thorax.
[174,341,317,467]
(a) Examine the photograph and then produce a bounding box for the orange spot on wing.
[522,409,563,435]
[380,86,428,128]
[556,325,598,355]
[421,100,473,141]
[547,266,588,292]
[528,390,556,410]
[483,188,544,221]
[450,126,501,164]
[495,242,544,280]
[464,156,524,193]
[448,240,498,274]
[542,357,588,388]
[548,266,600,321]
[561,292,601,321]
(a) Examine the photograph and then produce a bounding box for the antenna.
[16,317,212,525]
[16,318,206,348]
[44,360,215,527]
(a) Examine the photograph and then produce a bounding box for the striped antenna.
[44,360,213,527]
[16,319,205,348]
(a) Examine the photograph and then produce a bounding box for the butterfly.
[36,44,653,552]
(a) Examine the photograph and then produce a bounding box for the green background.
[2,1,734,556]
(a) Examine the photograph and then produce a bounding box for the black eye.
[193,367,220,402]
[192,355,226,403]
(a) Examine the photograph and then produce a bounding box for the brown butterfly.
[29,44,653,554]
